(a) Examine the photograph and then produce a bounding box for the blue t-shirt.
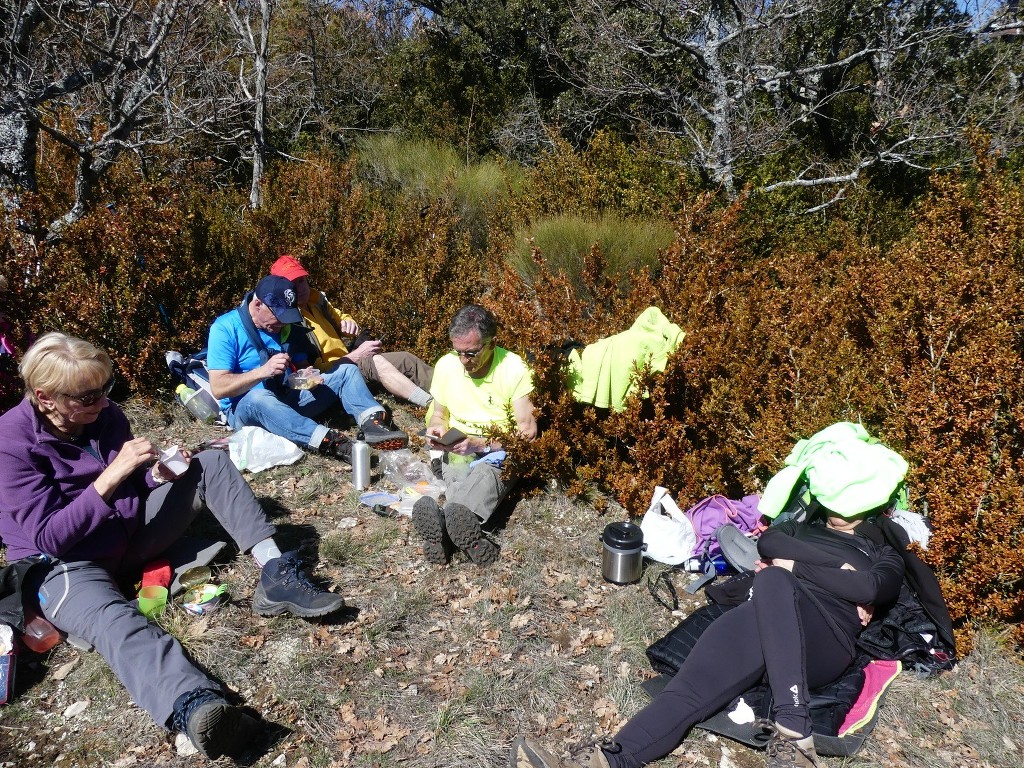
[207,309,285,411]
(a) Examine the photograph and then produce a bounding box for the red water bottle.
[20,608,63,653]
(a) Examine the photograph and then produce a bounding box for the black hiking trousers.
[607,566,855,768]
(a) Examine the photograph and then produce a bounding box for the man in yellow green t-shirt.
[270,256,433,407]
[413,304,537,566]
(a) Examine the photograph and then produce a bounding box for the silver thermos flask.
[352,431,370,490]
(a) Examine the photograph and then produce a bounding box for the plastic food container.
[182,584,230,615]
[289,368,321,390]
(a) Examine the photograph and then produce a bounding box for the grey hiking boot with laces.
[510,736,616,768]
[761,720,820,768]
[253,551,345,618]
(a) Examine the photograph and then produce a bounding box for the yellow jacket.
[301,290,357,367]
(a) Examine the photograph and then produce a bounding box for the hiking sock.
[408,387,432,407]
[251,537,283,568]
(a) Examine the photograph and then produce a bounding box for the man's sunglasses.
[62,376,116,406]
[453,339,493,360]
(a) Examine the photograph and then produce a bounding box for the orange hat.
[270,254,308,281]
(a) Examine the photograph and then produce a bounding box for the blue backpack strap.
[236,292,295,391]
[236,292,271,366]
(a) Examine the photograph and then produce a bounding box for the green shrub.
[506,214,674,291]
[355,136,462,198]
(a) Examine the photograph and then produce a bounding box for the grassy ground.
[1,399,1022,768]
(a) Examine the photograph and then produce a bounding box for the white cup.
[158,446,190,479]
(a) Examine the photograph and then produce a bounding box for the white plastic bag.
[640,486,697,565]
[228,426,303,473]
[890,508,931,549]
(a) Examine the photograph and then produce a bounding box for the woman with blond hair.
[0,332,344,760]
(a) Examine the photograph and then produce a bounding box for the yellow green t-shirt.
[429,347,533,437]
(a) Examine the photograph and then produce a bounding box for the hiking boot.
[360,413,409,451]
[171,687,260,760]
[412,496,453,565]
[253,551,345,618]
[319,429,353,464]
[444,503,499,565]
[510,736,616,768]
[761,720,820,768]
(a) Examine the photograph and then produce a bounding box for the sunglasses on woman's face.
[62,376,115,406]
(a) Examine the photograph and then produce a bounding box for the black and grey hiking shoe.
[171,687,259,760]
[253,551,345,618]
[318,429,353,464]
[412,496,453,565]
[360,413,409,451]
[444,503,499,565]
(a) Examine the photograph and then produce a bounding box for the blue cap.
[254,275,302,324]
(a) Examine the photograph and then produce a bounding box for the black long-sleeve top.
[757,521,906,649]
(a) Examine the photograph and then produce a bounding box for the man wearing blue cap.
[207,275,407,461]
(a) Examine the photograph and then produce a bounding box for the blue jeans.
[229,364,383,448]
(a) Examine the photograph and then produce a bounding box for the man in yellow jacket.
[270,255,433,407]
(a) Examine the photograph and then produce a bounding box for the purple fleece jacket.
[0,398,158,565]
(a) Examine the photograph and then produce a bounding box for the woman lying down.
[512,508,905,768]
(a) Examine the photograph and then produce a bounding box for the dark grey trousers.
[37,450,275,728]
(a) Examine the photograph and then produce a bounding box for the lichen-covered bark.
[0,103,37,214]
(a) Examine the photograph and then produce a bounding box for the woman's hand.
[94,437,158,500]
[857,604,875,626]
[754,558,794,572]
[152,449,193,483]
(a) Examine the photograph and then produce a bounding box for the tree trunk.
[0,97,38,217]
[249,0,275,210]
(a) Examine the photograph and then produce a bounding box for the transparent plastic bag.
[228,426,304,473]
[381,450,434,486]
[380,449,445,500]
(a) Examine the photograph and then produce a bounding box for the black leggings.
[607,567,855,768]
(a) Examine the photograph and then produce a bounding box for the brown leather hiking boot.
[510,736,614,768]
[761,720,820,768]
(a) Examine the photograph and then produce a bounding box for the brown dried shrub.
[491,165,1024,645]
[6,141,1024,644]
